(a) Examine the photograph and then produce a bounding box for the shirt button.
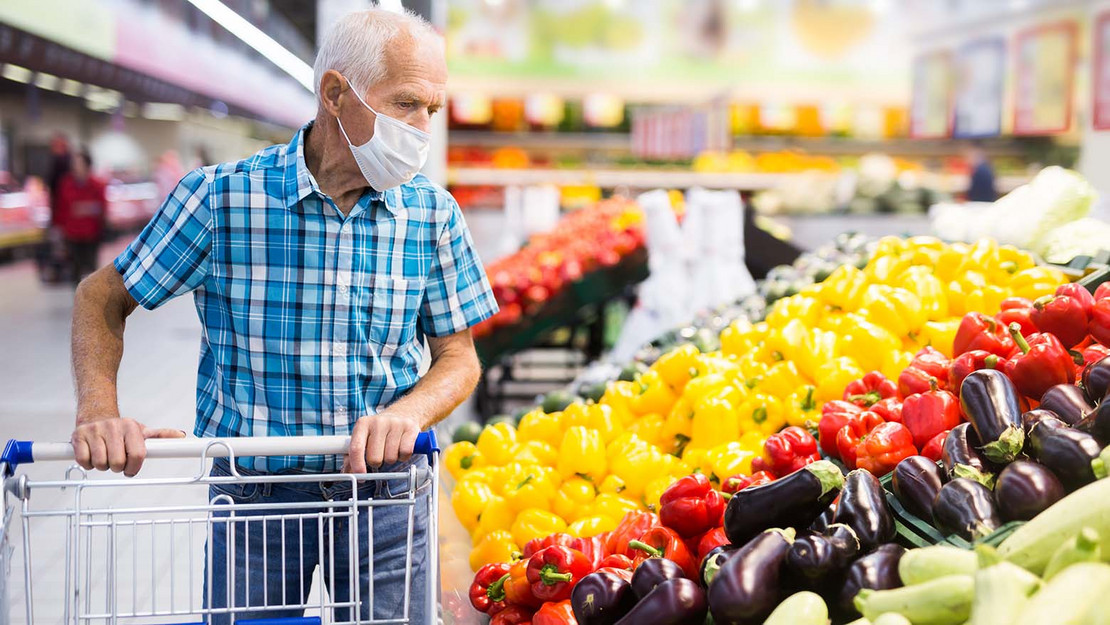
[341,223,351,233]
[334,342,347,356]
[336,406,347,414]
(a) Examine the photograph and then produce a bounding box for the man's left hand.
[344,412,422,473]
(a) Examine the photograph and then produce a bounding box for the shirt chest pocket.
[368,275,425,355]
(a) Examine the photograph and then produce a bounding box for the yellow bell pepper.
[862,285,926,339]
[958,238,1000,274]
[944,279,971,318]
[818,264,868,310]
[920,319,961,358]
[764,318,811,363]
[1008,266,1067,301]
[631,369,678,416]
[737,392,787,436]
[598,474,627,495]
[765,294,822,329]
[864,252,913,286]
[469,530,518,572]
[935,246,966,283]
[795,329,838,382]
[506,465,559,514]
[567,515,619,538]
[962,284,1010,318]
[689,392,741,451]
[814,357,865,403]
[520,440,557,467]
[643,475,680,511]
[720,319,758,357]
[444,442,486,481]
[703,439,761,482]
[609,442,664,499]
[660,397,694,455]
[557,426,607,482]
[585,403,623,444]
[785,385,819,427]
[881,348,915,382]
[651,343,701,391]
[997,244,1035,275]
[682,373,730,406]
[735,353,771,385]
[516,409,564,447]
[473,495,517,541]
[511,508,567,549]
[840,314,902,374]
[625,413,665,447]
[872,235,909,258]
[599,380,638,427]
[898,266,949,321]
[451,480,495,532]
[553,476,597,523]
[586,493,640,521]
[476,422,518,467]
[761,360,805,399]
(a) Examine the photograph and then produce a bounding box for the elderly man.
[68,9,494,623]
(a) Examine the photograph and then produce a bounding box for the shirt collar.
[282,122,397,215]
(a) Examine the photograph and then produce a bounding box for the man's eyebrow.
[393,90,427,103]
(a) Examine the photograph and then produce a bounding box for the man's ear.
[318,70,347,117]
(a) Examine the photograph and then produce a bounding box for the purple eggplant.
[932,477,1001,541]
[614,577,706,625]
[572,570,637,625]
[808,502,837,533]
[833,470,895,551]
[1023,408,1062,435]
[836,543,905,616]
[722,460,843,546]
[699,545,735,588]
[1075,400,1110,445]
[1083,355,1110,403]
[1026,413,1102,490]
[630,557,685,599]
[708,529,793,625]
[891,455,946,520]
[993,460,1065,522]
[823,523,862,568]
[1040,384,1096,425]
[941,423,995,486]
[961,369,1025,464]
[786,534,839,583]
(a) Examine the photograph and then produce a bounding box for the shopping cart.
[0,432,440,625]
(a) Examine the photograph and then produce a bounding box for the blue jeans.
[203,457,430,624]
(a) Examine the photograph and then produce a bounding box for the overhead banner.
[910,51,952,139]
[1014,21,1076,135]
[1094,12,1110,130]
[953,38,1005,138]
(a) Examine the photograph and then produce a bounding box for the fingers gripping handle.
[1,431,439,471]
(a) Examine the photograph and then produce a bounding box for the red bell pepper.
[819,400,864,458]
[570,534,607,571]
[1096,282,1110,302]
[628,526,699,579]
[696,527,730,562]
[605,511,660,559]
[505,559,543,608]
[1058,282,1097,311]
[1032,291,1091,349]
[658,473,726,538]
[532,599,576,625]
[836,411,885,470]
[1080,342,1110,372]
[921,430,949,462]
[871,397,903,423]
[491,605,535,625]
[754,426,820,478]
[954,312,1015,357]
[1004,323,1079,399]
[526,546,593,603]
[721,471,774,494]
[996,297,1037,338]
[948,350,1004,394]
[901,381,961,450]
[523,533,577,560]
[897,347,951,398]
[597,554,634,572]
[1092,297,1110,348]
[470,562,512,615]
[844,371,899,407]
[855,421,917,477]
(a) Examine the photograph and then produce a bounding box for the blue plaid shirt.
[115,124,497,471]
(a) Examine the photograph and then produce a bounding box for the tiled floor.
[0,236,488,624]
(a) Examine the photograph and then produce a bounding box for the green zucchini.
[844,619,873,625]
[873,614,913,625]
[997,477,1110,574]
[1016,562,1110,625]
[854,574,974,625]
[1042,527,1100,580]
[762,591,827,625]
[968,560,1040,625]
[898,546,978,586]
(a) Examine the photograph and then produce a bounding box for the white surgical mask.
[335,81,430,191]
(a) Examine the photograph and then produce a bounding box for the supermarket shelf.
[449,131,631,150]
[448,168,815,190]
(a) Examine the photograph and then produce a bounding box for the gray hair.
[312,8,441,97]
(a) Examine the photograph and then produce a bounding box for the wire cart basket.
[0,432,440,625]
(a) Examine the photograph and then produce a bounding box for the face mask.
[335,80,431,191]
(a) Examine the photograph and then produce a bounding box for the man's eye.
[396,101,414,110]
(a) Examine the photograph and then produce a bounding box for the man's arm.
[71,266,183,476]
[345,329,481,472]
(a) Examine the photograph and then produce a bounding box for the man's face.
[340,35,447,142]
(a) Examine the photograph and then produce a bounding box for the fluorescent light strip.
[34,72,59,91]
[2,64,32,84]
[60,79,84,97]
[142,102,186,121]
[185,0,314,92]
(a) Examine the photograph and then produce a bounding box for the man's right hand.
[71,418,185,477]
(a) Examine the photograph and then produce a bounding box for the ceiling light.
[185,0,314,91]
[2,64,32,84]
[59,79,84,97]
[33,72,59,91]
[377,0,404,13]
[142,102,186,121]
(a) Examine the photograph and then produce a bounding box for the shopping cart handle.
[1,431,439,472]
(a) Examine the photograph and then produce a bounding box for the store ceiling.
[271,0,317,48]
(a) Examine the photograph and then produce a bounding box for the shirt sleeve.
[114,168,213,310]
[419,198,499,337]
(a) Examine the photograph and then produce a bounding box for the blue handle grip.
[1,439,32,469]
[413,430,439,457]
[235,618,321,625]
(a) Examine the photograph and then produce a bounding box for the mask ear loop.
[335,74,375,146]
